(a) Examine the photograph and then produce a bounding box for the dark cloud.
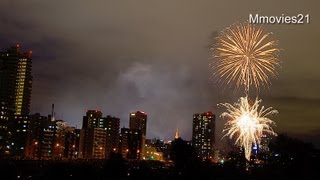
[0,0,319,146]
[263,96,320,134]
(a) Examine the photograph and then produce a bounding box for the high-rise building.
[81,110,113,159]
[39,118,56,160]
[119,128,130,158]
[0,45,32,117]
[119,127,142,160]
[82,110,103,129]
[82,128,106,159]
[102,115,120,159]
[25,113,43,159]
[52,120,78,160]
[0,45,33,156]
[129,111,147,158]
[24,113,57,160]
[11,115,29,157]
[68,128,81,159]
[192,112,215,160]
[129,111,147,135]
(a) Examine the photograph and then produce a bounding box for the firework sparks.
[221,96,277,160]
[211,22,280,94]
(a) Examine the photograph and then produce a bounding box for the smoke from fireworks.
[221,96,277,160]
[211,22,280,94]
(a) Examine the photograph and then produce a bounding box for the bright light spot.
[221,96,277,160]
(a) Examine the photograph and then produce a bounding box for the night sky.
[0,0,319,148]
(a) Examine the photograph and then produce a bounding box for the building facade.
[82,128,106,159]
[129,111,147,158]
[103,116,120,159]
[80,110,120,159]
[25,113,56,160]
[129,111,147,135]
[0,45,32,157]
[81,110,105,159]
[82,110,103,129]
[192,112,216,160]
[119,127,142,160]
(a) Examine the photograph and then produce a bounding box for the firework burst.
[211,22,280,94]
[221,96,277,160]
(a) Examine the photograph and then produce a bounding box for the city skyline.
[0,0,319,148]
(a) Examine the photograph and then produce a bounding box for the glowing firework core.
[237,114,255,132]
[221,97,277,160]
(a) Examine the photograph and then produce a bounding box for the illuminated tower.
[0,44,33,156]
[0,44,32,117]
[175,129,179,139]
[192,112,215,160]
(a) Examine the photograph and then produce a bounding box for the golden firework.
[211,22,280,94]
[221,96,277,160]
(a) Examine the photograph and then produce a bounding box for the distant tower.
[51,104,55,121]
[192,112,215,160]
[175,129,179,139]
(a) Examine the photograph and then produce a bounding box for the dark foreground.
[0,157,319,180]
[1,135,320,179]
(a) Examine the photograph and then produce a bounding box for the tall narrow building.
[129,111,147,159]
[192,112,215,160]
[0,44,33,156]
[81,110,105,159]
[25,113,56,160]
[103,115,120,159]
[119,127,142,160]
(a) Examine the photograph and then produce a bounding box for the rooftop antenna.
[51,103,55,121]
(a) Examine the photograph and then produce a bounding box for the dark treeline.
[0,134,319,179]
